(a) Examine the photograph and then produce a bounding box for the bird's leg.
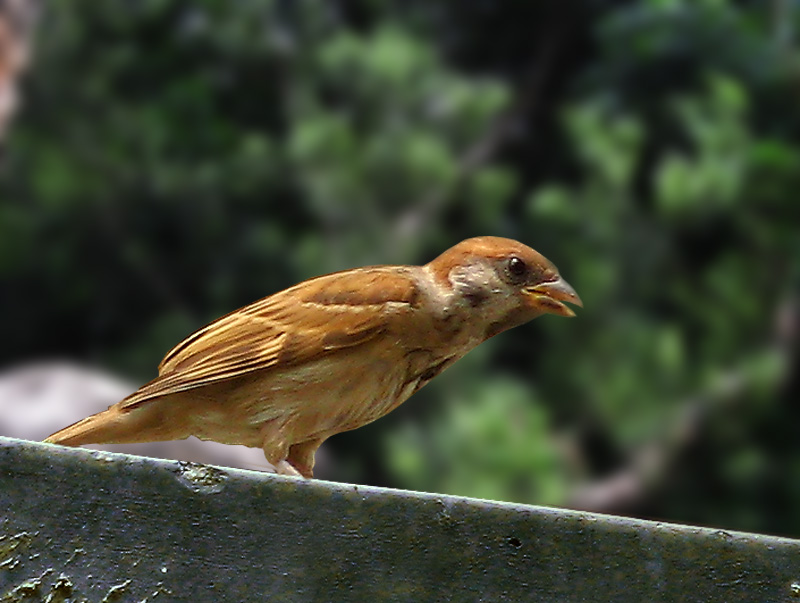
[260,422,302,477]
[287,438,324,479]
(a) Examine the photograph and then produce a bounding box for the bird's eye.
[507,256,528,279]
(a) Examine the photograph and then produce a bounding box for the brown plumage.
[46,236,582,477]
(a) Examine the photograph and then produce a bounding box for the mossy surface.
[1,436,798,602]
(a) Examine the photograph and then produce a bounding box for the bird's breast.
[225,345,414,440]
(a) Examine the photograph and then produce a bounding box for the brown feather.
[123,267,421,410]
[45,237,581,478]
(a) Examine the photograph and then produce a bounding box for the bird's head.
[427,236,583,338]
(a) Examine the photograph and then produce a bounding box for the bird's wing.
[120,266,421,409]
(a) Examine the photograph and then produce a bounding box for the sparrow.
[46,236,582,478]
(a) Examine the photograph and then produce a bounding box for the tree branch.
[0,0,39,144]
[567,296,799,514]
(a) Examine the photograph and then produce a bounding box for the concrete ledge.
[1,436,799,601]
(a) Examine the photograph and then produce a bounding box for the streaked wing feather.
[121,267,419,409]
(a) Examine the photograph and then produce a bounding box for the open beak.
[524,276,583,318]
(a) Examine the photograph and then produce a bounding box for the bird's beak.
[524,277,583,318]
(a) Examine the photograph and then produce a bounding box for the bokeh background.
[1,0,799,538]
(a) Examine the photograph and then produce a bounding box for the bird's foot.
[273,460,304,477]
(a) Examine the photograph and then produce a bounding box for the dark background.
[1,0,799,538]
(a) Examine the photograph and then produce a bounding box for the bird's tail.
[45,408,137,446]
[45,382,194,447]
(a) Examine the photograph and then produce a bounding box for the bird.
[45,236,582,478]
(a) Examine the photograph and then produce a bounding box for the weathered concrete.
[1,436,798,602]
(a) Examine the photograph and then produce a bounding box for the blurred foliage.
[1,0,799,537]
